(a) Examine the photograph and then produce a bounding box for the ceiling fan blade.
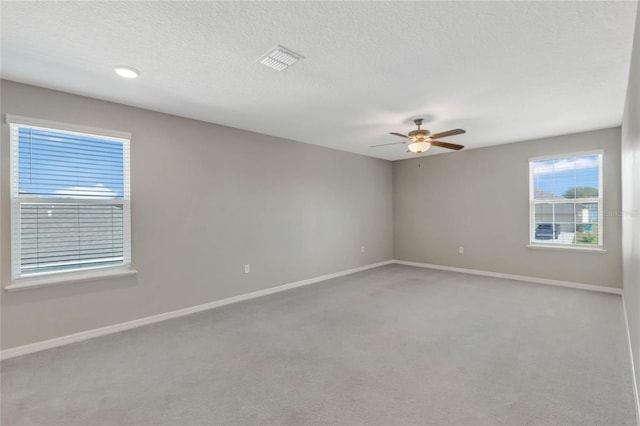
[430,140,464,151]
[429,129,466,139]
[389,132,409,139]
[371,142,406,148]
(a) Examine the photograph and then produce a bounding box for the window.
[8,115,131,280]
[529,151,603,248]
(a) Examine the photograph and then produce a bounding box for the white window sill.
[526,244,607,254]
[4,267,137,292]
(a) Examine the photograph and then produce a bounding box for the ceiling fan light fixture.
[408,141,431,153]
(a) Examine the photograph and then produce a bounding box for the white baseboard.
[393,260,623,295]
[623,296,640,425]
[0,260,393,360]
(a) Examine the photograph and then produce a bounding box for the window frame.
[528,150,604,250]
[6,114,133,288]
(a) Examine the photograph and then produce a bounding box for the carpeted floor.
[1,264,637,425]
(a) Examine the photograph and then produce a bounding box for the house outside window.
[7,115,131,283]
[529,151,603,248]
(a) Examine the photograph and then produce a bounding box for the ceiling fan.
[372,119,465,153]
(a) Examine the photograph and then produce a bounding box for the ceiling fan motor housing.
[408,129,431,141]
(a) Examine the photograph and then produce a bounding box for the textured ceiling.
[1,1,637,161]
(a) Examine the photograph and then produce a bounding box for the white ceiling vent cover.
[258,45,303,71]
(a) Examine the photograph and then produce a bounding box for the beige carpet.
[1,264,637,425]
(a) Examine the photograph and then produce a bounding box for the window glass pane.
[20,203,125,275]
[532,161,556,200]
[18,128,124,199]
[575,202,599,245]
[533,203,558,242]
[573,155,599,198]
[553,159,575,199]
[535,203,553,223]
[553,203,576,244]
[533,203,576,244]
[554,202,577,224]
[532,154,599,201]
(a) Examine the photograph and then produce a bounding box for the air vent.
[258,45,303,71]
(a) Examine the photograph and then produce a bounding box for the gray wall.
[622,3,640,401]
[0,80,394,350]
[393,128,622,288]
[0,79,630,354]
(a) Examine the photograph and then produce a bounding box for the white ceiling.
[1,1,637,161]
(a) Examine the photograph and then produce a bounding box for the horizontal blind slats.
[19,162,124,175]
[18,129,124,150]
[18,150,124,166]
[17,127,126,201]
[19,202,126,272]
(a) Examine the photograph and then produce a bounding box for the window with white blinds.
[529,151,603,248]
[8,116,131,279]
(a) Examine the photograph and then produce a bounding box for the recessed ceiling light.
[114,65,140,79]
[258,45,303,71]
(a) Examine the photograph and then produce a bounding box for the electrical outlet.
[459,247,464,254]
[361,246,365,253]
[244,264,250,273]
